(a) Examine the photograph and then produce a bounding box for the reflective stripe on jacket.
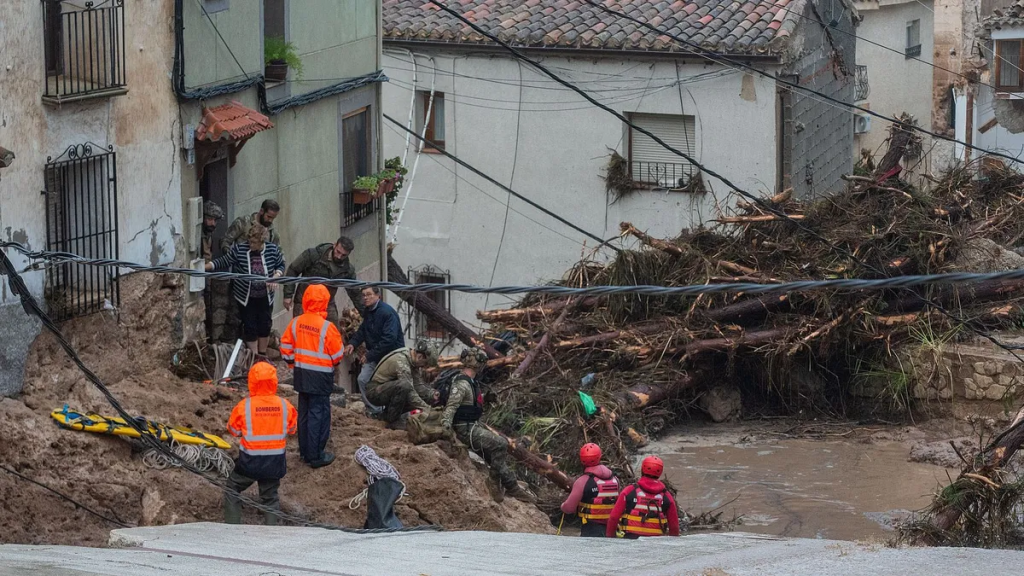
[577,474,621,524]
[234,397,290,456]
[618,486,669,536]
[280,286,344,395]
[226,363,298,480]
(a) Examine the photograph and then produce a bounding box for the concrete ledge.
[0,522,1018,575]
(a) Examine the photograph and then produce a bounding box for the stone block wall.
[908,340,1024,402]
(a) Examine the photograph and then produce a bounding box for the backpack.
[433,372,484,422]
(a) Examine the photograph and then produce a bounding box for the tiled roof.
[980,1,1024,33]
[195,101,274,143]
[383,0,806,55]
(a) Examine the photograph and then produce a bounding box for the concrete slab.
[0,523,1018,575]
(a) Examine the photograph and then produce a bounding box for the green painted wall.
[288,0,380,97]
[182,0,263,87]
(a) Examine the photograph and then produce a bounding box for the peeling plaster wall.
[0,0,182,395]
[382,49,780,331]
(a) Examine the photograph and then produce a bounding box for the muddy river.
[652,425,957,541]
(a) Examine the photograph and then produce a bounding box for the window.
[203,0,230,13]
[996,40,1024,92]
[263,0,285,39]
[854,65,870,101]
[628,113,697,189]
[412,266,450,339]
[44,143,120,321]
[42,0,127,104]
[906,20,922,58]
[419,91,445,151]
[341,108,375,226]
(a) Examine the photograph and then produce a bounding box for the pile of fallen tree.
[412,124,1024,484]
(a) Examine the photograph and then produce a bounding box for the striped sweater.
[211,242,286,306]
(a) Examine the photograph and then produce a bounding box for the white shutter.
[630,114,696,187]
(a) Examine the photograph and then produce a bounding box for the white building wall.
[854,0,936,180]
[382,49,779,332]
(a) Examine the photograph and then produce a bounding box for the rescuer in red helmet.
[559,443,622,537]
[606,455,680,538]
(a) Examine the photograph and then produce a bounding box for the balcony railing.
[855,65,870,101]
[42,0,127,104]
[630,161,695,190]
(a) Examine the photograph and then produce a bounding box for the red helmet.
[641,455,664,478]
[579,443,602,467]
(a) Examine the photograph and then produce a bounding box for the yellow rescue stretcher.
[51,405,231,450]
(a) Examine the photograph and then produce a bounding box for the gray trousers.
[223,470,281,525]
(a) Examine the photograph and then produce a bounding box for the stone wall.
[913,341,1024,401]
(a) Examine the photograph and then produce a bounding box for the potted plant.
[352,175,378,204]
[376,168,398,197]
[384,157,408,225]
[264,36,303,82]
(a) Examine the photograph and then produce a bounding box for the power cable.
[195,0,250,81]
[0,249,441,534]
[578,0,1024,168]
[0,463,131,528]
[383,115,620,251]
[416,2,1024,359]
[11,241,1024,298]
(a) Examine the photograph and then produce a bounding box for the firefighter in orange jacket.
[224,361,298,525]
[280,284,344,468]
[607,455,681,538]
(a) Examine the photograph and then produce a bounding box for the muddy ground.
[0,275,551,546]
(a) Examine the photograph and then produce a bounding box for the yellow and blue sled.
[51,405,231,450]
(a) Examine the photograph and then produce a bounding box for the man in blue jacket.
[344,286,405,400]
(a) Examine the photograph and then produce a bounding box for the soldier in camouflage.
[441,348,537,504]
[220,199,281,254]
[282,236,363,323]
[364,341,436,425]
[201,200,225,262]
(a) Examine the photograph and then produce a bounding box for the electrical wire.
[12,241,1024,298]
[0,463,131,528]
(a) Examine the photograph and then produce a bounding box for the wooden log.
[887,280,1024,313]
[873,114,916,180]
[387,253,501,359]
[512,298,574,378]
[704,294,791,324]
[476,296,601,323]
[715,214,805,224]
[612,372,701,411]
[484,424,573,492]
[620,222,686,256]
[553,321,672,349]
[735,189,793,212]
[621,326,792,359]
[716,260,759,276]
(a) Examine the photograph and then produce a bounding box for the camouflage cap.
[203,200,225,220]
[460,347,488,369]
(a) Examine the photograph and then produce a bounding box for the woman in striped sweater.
[206,223,285,357]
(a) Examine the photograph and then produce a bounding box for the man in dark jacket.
[344,287,405,395]
[282,236,364,323]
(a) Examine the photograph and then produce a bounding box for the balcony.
[630,161,696,190]
[42,0,128,105]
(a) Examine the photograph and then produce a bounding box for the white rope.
[141,439,234,477]
[348,445,407,509]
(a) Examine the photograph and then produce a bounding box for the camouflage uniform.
[365,348,431,424]
[281,243,364,323]
[441,374,519,491]
[221,213,281,254]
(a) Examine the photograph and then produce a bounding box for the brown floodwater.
[658,435,956,541]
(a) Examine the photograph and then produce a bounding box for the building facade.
[0,0,183,395]
[381,0,855,338]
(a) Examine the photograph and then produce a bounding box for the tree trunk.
[612,372,702,411]
[888,280,1024,313]
[620,222,686,256]
[512,299,574,378]
[485,425,573,492]
[476,297,602,323]
[703,294,792,324]
[387,253,501,358]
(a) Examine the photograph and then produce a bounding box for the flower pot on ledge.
[265,61,288,82]
[353,188,374,205]
[376,177,396,197]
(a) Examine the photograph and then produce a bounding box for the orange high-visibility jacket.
[227,362,298,479]
[280,284,344,395]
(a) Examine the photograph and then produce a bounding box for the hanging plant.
[384,157,409,226]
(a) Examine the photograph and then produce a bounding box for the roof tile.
[195,101,273,143]
[382,0,804,54]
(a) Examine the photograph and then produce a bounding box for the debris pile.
[455,132,1024,482]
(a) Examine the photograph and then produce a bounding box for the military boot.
[505,482,538,504]
[486,470,505,504]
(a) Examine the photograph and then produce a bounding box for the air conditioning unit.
[854,113,872,134]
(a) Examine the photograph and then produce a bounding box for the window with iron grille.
[628,113,697,189]
[42,0,128,104]
[996,39,1024,93]
[44,143,120,321]
[341,107,376,226]
[854,65,870,101]
[906,19,922,58]
[411,266,449,340]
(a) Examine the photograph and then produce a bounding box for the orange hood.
[248,361,279,396]
[302,284,330,319]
